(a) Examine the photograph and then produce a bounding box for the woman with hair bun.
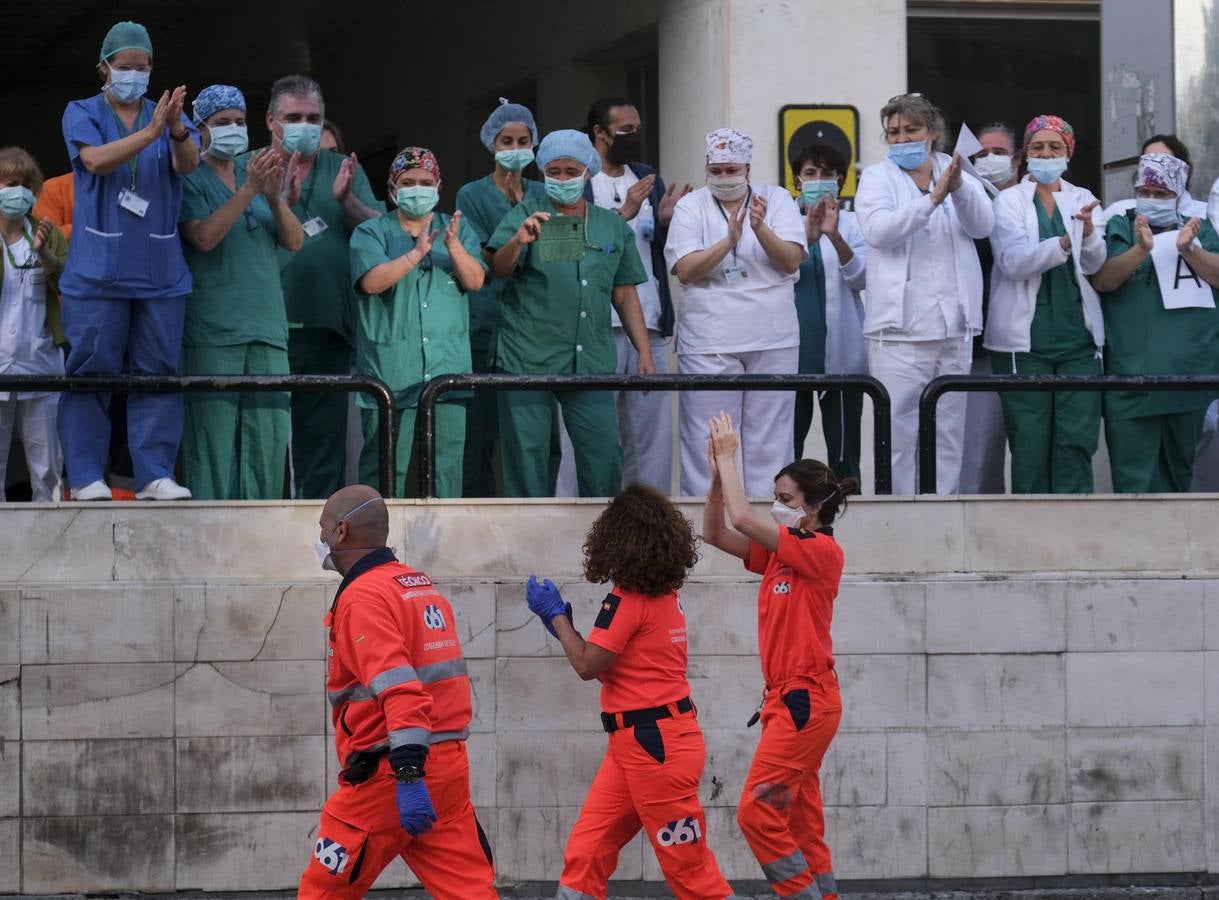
[703,411,857,900]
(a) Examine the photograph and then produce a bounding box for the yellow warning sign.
[779,105,860,198]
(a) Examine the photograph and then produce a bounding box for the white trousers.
[959,353,1007,493]
[555,329,673,497]
[0,393,63,501]
[678,346,799,497]
[867,337,971,495]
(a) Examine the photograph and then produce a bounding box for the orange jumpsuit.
[298,548,497,899]
[556,587,735,900]
[737,525,845,900]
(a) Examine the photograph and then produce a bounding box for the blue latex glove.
[396,779,437,836]
[526,575,572,638]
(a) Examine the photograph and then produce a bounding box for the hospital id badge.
[117,188,149,218]
[302,216,329,237]
[536,215,586,263]
[723,264,748,284]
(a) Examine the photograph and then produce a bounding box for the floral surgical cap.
[705,128,753,164]
[390,146,441,184]
[192,85,246,125]
[479,98,539,152]
[1136,152,1190,197]
[1023,115,1076,158]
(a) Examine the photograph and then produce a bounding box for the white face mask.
[973,152,1014,186]
[770,500,806,529]
[314,540,338,572]
[707,174,748,202]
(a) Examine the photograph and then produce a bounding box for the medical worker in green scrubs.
[349,147,486,498]
[455,98,547,496]
[179,85,303,499]
[487,129,654,498]
[1091,152,1219,492]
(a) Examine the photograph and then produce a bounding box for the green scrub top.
[243,148,381,341]
[349,210,486,409]
[1030,194,1093,361]
[455,174,548,348]
[487,197,646,375]
[794,240,827,374]
[1101,211,1219,419]
[179,160,289,349]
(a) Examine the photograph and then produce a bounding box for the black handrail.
[416,373,892,498]
[918,374,1219,494]
[0,374,397,498]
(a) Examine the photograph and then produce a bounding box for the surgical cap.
[1136,152,1190,197]
[100,21,152,62]
[706,128,753,164]
[536,129,601,177]
[390,146,442,184]
[1023,114,1076,158]
[479,98,539,152]
[192,85,246,125]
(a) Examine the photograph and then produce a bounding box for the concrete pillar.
[658,0,907,189]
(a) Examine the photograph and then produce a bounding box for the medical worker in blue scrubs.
[58,20,199,501]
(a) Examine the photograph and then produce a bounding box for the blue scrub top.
[59,91,198,300]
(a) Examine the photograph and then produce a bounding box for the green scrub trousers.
[359,402,465,498]
[288,327,352,499]
[499,388,622,498]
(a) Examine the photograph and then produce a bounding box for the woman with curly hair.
[703,411,857,900]
[524,483,737,900]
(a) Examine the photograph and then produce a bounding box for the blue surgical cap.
[100,21,152,62]
[536,129,601,177]
[480,98,538,152]
[192,85,246,125]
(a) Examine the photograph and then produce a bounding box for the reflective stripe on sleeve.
[817,872,837,895]
[388,726,432,748]
[429,728,470,744]
[761,848,811,884]
[369,664,420,695]
[327,684,374,707]
[417,657,468,684]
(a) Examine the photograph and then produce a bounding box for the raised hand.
[282,152,303,207]
[659,181,693,224]
[514,211,551,245]
[707,437,725,502]
[503,168,524,204]
[245,149,281,196]
[749,192,768,231]
[1075,200,1100,239]
[444,210,464,249]
[804,198,825,245]
[525,575,572,638]
[31,219,53,253]
[165,85,188,131]
[709,411,740,459]
[931,155,962,205]
[1134,215,1154,252]
[619,174,654,220]
[727,200,747,247]
[1177,216,1202,254]
[821,196,841,237]
[146,90,171,137]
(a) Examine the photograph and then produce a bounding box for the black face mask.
[607,130,643,166]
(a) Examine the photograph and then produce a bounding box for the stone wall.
[1,497,1217,892]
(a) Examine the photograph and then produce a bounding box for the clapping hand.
[930,155,962,206]
[709,411,740,460]
[1134,215,1154,252]
[412,213,439,258]
[1177,216,1202,254]
[244,149,282,197]
[31,219,53,253]
[749,192,768,231]
[164,86,188,134]
[658,181,693,224]
[619,174,654,220]
[444,210,464,250]
[333,152,359,202]
[526,575,572,639]
[726,200,747,246]
[1075,200,1100,239]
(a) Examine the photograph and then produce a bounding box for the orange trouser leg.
[790,769,838,900]
[737,675,842,899]
[298,742,496,899]
[557,741,644,899]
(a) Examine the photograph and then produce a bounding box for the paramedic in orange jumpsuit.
[524,483,738,900]
[703,412,858,900]
[298,485,497,899]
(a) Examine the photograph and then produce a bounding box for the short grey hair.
[268,74,324,118]
[880,93,947,152]
[977,121,1017,149]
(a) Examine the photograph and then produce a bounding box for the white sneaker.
[135,477,193,501]
[72,480,113,501]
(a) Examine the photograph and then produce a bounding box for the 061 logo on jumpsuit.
[423,604,447,630]
[655,816,703,846]
[313,837,350,875]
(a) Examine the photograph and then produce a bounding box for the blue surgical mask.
[281,122,322,156]
[0,186,36,220]
[1027,156,1069,185]
[545,174,585,206]
[106,66,149,104]
[1135,196,1181,228]
[396,186,439,218]
[888,140,929,171]
[204,124,248,160]
[495,148,534,172]
[801,179,839,206]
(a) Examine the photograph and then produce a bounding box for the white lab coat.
[855,152,994,338]
[813,210,869,374]
[984,177,1107,354]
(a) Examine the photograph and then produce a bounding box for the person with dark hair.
[789,141,867,479]
[321,119,345,154]
[254,74,381,498]
[1101,134,1207,224]
[855,93,994,494]
[703,411,857,900]
[971,122,1021,192]
[523,484,737,900]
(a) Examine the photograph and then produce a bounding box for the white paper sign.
[1151,230,1215,309]
[953,124,1000,198]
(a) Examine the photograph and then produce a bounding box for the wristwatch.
[395,764,425,784]
[170,127,191,144]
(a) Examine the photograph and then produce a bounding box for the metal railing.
[416,373,892,498]
[918,373,1219,493]
[0,374,397,497]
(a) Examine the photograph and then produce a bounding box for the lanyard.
[3,225,36,272]
[714,187,752,265]
[299,159,321,219]
[106,97,147,189]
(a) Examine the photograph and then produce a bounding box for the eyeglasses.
[887,92,924,105]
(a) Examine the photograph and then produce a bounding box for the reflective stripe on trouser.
[298,740,496,900]
[737,673,842,899]
[558,712,734,900]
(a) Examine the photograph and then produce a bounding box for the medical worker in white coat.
[855,93,994,494]
[664,128,806,497]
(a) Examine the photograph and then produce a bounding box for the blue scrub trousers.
[58,295,186,491]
